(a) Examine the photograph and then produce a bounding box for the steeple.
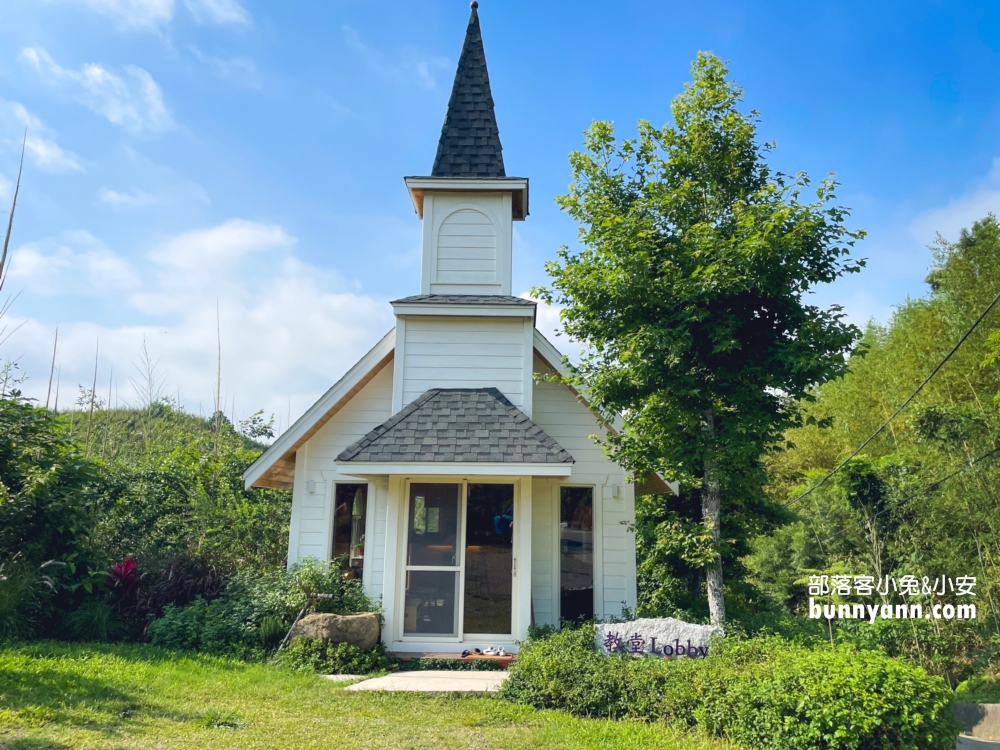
[403,2,527,296]
[431,2,505,178]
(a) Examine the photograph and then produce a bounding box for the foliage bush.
[147,597,255,656]
[145,558,379,658]
[63,600,127,642]
[500,627,960,750]
[273,639,397,675]
[955,674,1000,704]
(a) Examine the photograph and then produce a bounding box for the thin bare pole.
[85,339,99,458]
[214,300,222,455]
[100,365,113,459]
[0,131,26,294]
[53,367,60,412]
[45,326,58,409]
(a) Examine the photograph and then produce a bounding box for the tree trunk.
[702,408,726,626]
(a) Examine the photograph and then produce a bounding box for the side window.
[560,486,594,623]
[333,484,368,574]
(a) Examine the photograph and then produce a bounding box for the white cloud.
[20,48,173,135]
[0,100,83,172]
[79,0,175,31]
[188,45,261,89]
[0,174,11,203]
[97,186,156,208]
[183,0,250,26]
[910,158,1000,245]
[7,220,393,426]
[342,25,449,89]
[73,0,250,30]
[153,218,292,271]
[6,231,141,296]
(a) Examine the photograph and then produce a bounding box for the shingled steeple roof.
[431,2,505,178]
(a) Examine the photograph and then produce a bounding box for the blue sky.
[3,0,1000,430]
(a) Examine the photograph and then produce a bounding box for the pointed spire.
[431,2,505,178]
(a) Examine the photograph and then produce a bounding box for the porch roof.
[336,387,574,467]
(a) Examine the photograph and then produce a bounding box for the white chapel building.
[245,4,671,655]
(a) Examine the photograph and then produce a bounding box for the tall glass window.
[463,483,514,635]
[333,484,367,572]
[560,486,594,623]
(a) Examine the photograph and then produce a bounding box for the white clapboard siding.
[531,354,637,620]
[401,317,527,407]
[531,478,558,627]
[289,365,393,567]
[365,477,390,601]
[434,209,497,285]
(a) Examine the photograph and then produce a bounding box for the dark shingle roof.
[337,388,574,464]
[431,5,505,178]
[392,295,535,307]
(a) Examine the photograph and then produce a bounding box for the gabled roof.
[337,387,573,465]
[431,3,505,178]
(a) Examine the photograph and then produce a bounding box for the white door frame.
[390,476,527,648]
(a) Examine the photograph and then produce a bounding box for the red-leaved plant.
[109,558,138,615]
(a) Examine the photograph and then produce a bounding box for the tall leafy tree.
[536,53,865,624]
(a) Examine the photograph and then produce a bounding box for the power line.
[815,444,1000,548]
[784,287,1000,510]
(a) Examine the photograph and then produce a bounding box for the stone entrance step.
[343,670,509,693]
[394,650,516,668]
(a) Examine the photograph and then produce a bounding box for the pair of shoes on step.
[482,646,507,656]
[461,648,483,658]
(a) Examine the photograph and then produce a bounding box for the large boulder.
[594,617,722,658]
[289,612,380,650]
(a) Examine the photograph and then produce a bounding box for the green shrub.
[147,596,256,657]
[63,600,126,642]
[0,561,41,641]
[500,628,961,750]
[273,638,397,675]
[145,557,380,658]
[228,557,378,622]
[955,673,1000,704]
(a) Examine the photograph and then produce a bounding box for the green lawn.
[0,642,732,750]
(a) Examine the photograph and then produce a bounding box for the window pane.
[403,570,459,636]
[463,483,514,635]
[407,483,460,567]
[560,486,594,623]
[333,484,367,571]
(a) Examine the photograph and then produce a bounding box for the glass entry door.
[402,482,515,640]
[403,483,461,637]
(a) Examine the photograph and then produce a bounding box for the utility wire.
[784,287,1000,510]
[815,444,1000,548]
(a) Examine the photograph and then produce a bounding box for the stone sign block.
[594,617,722,658]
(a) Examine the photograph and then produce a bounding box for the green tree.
[536,53,865,624]
[0,398,103,571]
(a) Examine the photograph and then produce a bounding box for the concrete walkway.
[959,737,1000,748]
[343,670,509,693]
